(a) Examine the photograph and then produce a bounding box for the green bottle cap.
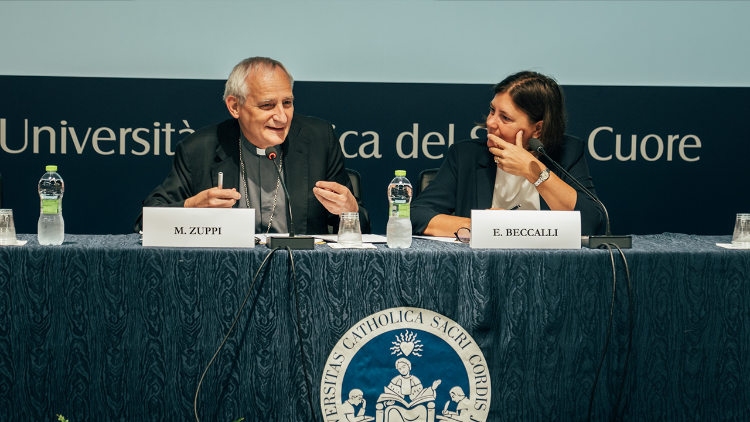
[46,165,57,172]
[394,170,406,176]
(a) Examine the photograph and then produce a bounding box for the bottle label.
[390,203,410,218]
[42,199,59,214]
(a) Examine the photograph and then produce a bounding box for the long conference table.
[1,233,748,422]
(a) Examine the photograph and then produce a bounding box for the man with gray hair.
[135,56,369,234]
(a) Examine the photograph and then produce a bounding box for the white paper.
[316,234,388,243]
[412,235,462,243]
[327,242,377,249]
[716,243,750,250]
[0,240,28,246]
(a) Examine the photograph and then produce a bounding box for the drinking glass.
[337,212,363,247]
[731,213,750,246]
[0,209,17,245]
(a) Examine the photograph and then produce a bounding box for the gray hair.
[223,57,294,105]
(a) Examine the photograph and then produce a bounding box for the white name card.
[142,207,255,248]
[470,210,581,249]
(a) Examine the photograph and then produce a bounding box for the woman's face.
[486,92,542,149]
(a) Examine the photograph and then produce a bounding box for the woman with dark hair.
[410,70,605,237]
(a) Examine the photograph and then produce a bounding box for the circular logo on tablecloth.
[320,307,491,422]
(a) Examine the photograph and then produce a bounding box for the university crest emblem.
[321,307,491,422]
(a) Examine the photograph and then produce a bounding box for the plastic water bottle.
[387,170,413,248]
[38,165,65,245]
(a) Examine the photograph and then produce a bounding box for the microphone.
[528,138,631,249]
[263,146,314,250]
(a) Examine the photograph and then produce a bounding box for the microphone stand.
[265,147,314,250]
[529,138,631,249]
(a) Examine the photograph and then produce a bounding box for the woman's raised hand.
[487,130,538,180]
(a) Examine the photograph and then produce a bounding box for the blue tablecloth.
[0,234,747,421]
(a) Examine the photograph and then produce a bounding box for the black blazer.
[410,136,605,236]
[134,115,370,234]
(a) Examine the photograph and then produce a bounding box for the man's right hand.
[184,188,241,208]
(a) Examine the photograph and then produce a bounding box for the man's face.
[226,66,294,149]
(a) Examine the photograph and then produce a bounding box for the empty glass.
[731,213,750,246]
[0,209,17,245]
[337,212,363,247]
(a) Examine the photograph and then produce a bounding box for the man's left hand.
[313,181,359,215]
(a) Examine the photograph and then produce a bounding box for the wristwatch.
[533,168,551,187]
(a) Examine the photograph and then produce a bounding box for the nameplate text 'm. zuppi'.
[142,207,255,248]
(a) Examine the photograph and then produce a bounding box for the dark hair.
[489,70,567,158]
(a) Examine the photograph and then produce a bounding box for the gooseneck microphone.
[264,146,314,250]
[528,138,631,249]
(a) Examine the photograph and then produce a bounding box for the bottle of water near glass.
[387,170,412,248]
[38,165,65,245]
